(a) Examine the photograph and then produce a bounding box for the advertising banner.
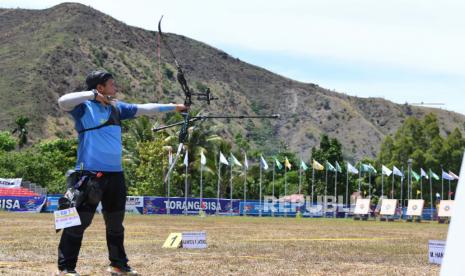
[0,196,46,212]
[143,197,240,215]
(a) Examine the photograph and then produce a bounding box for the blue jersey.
[69,100,137,172]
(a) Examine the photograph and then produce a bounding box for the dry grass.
[0,212,447,275]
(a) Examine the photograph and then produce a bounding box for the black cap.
[86,70,113,90]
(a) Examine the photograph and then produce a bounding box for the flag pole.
[284,163,287,217]
[184,149,188,216]
[392,169,395,199]
[299,157,302,195]
[358,163,362,193]
[368,171,372,199]
[334,165,338,218]
[216,152,221,215]
[312,163,315,217]
[259,160,263,217]
[400,166,404,209]
[325,164,328,214]
[381,172,384,198]
[230,156,233,215]
[167,150,171,215]
[243,162,247,216]
[441,171,444,200]
[449,178,451,200]
[346,163,349,210]
[200,156,203,213]
[420,175,423,200]
[272,160,275,217]
[430,170,433,221]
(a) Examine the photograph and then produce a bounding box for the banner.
[0,196,46,212]
[143,197,240,215]
[126,196,144,214]
[43,195,61,212]
[0,178,22,188]
[240,201,327,217]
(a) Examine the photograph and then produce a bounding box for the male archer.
[56,70,187,276]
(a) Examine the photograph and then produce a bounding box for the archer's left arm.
[134,103,187,117]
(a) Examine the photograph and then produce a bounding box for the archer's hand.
[175,104,189,112]
[95,93,113,106]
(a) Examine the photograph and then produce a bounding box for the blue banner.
[43,195,62,212]
[0,196,46,212]
[241,201,327,217]
[143,197,240,215]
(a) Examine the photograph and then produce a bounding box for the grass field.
[0,212,448,275]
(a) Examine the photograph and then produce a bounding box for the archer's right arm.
[58,91,95,112]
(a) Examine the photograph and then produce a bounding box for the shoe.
[107,265,139,275]
[56,269,80,276]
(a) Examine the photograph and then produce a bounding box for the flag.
[393,166,404,178]
[368,164,377,174]
[361,163,376,174]
[382,165,392,176]
[335,161,342,173]
[183,150,188,167]
[325,161,336,172]
[442,170,454,181]
[421,168,429,179]
[300,160,309,171]
[411,170,420,182]
[219,152,229,166]
[244,153,249,170]
[260,155,269,170]
[284,157,292,170]
[274,157,283,170]
[313,160,324,171]
[200,150,206,165]
[449,170,459,180]
[429,169,440,180]
[230,153,242,167]
[347,162,359,174]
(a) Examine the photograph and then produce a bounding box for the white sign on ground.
[406,199,424,216]
[182,232,208,249]
[441,151,465,275]
[163,232,208,249]
[429,240,446,265]
[438,200,454,217]
[380,199,397,216]
[354,198,370,215]
[54,207,81,230]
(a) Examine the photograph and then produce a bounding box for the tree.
[12,115,30,148]
[0,131,16,151]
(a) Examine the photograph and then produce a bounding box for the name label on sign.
[54,207,81,230]
[182,232,208,249]
[428,240,446,265]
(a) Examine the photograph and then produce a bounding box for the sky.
[3,0,465,114]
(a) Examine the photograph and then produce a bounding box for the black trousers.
[58,172,128,270]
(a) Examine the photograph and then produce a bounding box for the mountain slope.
[1,3,463,159]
